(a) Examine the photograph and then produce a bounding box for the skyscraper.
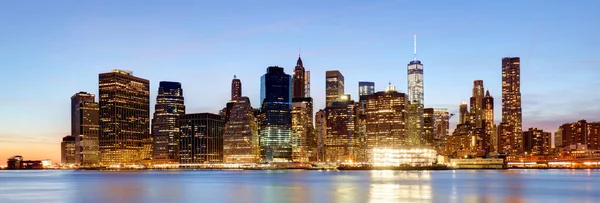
[223,97,259,163]
[71,92,99,166]
[315,109,327,161]
[179,113,225,163]
[364,84,407,160]
[483,89,496,152]
[325,70,344,107]
[99,69,151,165]
[260,66,293,162]
[407,35,424,146]
[291,97,314,162]
[231,75,242,100]
[423,108,435,146]
[152,81,185,164]
[459,102,469,125]
[293,56,306,99]
[358,81,375,97]
[291,56,315,162]
[324,97,356,162]
[469,80,485,128]
[501,57,523,153]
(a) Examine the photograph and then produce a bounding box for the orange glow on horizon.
[0,142,60,164]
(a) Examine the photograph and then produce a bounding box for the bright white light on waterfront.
[370,148,437,167]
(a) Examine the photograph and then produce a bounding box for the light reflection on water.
[0,170,599,203]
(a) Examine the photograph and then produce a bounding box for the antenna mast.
[413,34,417,61]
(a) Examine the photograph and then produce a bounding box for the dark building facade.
[99,69,151,165]
[325,70,344,107]
[292,56,307,98]
[423,108,435,146]
[559,120,600,150]
[523,128,551,155]
[358,81,375,98]
[231,75,242,100]
[501,57,523,154]
[260,66,293,162]
[61,135,77,165]
[179,113,225,163]
[324,98,356,162]
[71,92,99,166]
[152,81,185,163]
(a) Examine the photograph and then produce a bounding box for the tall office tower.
[293,56,306,98]
[423,108,435,146]
[358,81,375,97]
[502,57,523,153]
[469,80,485,128]
[231,75,242,100]
[71,92,99,166]
[407,35,424,146]
[364,85,407,160]
[152,81,185,164]
[523,128,551,155]
[179,113,225,163]
[458,102,469,124]
[260,66,293,162]
[99,69,151,165]
[223,97,259,163]
[315,109,327,161]
[325,70,344,107]
[324,97,356,162]
[482,89,496,152]
[291,97,314,162]
[61,135,77,165]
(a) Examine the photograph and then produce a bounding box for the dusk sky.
[1,0,599,162]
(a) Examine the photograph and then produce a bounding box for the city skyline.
[1,1,599,162]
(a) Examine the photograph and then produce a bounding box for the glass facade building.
[71,92,99,166]
[179,113,225,163]
[358,81,375,97]
[325,70,344,107]
[99,69,151,165]
[152,81,185,164]
[407,57,424,147]
[260,66,292,162]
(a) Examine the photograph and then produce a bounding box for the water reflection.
[1,170,600,203]
[369,170,432,203]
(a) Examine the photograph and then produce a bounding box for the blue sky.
[0,0,599,161]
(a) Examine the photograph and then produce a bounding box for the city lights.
[370,148,437,167]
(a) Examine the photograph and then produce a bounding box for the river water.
[0,169,598,203]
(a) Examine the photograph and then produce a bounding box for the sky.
[0,0,599,163]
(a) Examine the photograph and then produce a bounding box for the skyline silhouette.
[1,0,599,162]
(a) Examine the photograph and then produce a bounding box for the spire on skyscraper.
[413,34,417,61]
[486,89,491,97]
